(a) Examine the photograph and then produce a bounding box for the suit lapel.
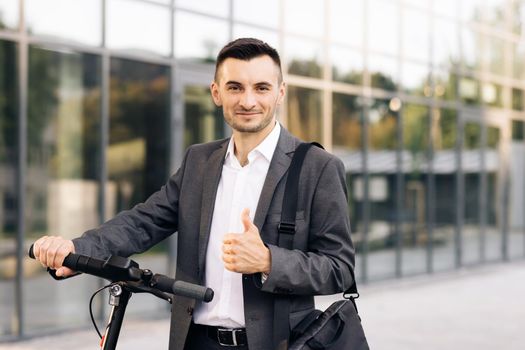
[198,140,228,279]
[254,127,298,235]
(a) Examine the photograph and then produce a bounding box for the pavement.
[2,259,525,350]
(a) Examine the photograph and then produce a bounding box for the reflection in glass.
[287,86,322,142]
[433,70,457,101]
[25,47,102,333]
[233,0,279,28]
[176,0,229,18]
[401,62,430,96]
[331,93,363,275]
[0,40,17,338]
[184,85,224,148]
[486,126,501,261]
[232,25,279,50]
[285,0,323,38]
[368,0,399,56]
[432,109,457,271]
[108,58,171,316]
[107,0,170,56]
[402,7,429,63]
[367,99,398,280]
[461,26,482,71]
[509,120,525,259]
[433,17,460,67]
[175,11,229,62]
[330,0,363,47]
[369,55,398,91]
[0,0,19,30]
[512,41,525,80]
[485,36,505,76]
[512,89,524,111]
[459,77,480,105]
[26,0,102,46]
[331,46,363,85]
[462,122,482,264]
[286,36,323,78]
[402,104,429,276]
[481,83,502,107]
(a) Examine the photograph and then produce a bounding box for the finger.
[33,236,48,260]
[51,241,68,269]
[56,267,75,277]
[241,208,254,232]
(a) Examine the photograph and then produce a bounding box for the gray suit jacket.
[73,126,355,350]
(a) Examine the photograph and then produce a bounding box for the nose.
[239,90,257,110]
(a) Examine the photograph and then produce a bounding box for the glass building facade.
[1,0,525,340]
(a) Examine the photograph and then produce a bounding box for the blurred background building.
[1,0,525,342]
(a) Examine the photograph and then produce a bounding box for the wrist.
[262,246,271,274]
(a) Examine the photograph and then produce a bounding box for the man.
[33,38,355,350]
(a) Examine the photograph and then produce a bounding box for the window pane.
[459,77,480,105]
[433,109,457,272]
[512,41,525,80]
[285,0,324,38]
[367,99,398,280]
[109,58,171,315]
[107,0,170,56]
[184,85,224,148]
[402,104,430,276]
[486,126,501,262]
[0,0,19,30]
[485,36,506,76]
[331,93,363,275]
[433,70,457,101]
[460,0,484,22]
[0,39,17,338]
[368,0,399,56]
[233,0,279,28]
[509,120,525,258]
[512,0,525,36]
[330,0,363,48]
[331,46,363,85]
[232,25,279,50]
[433,17,460,68]
[286,36,323,78]
[287,86,322,142]
[176,0,229,18]
[481,82,503,107]
[462,121,482,265]
[461,25,482,71]
[402,7,430,63]
[26,0,102,46]
[175,11,229,62]
[512,89,524,111]
[401,62,430,96]
[25,47,102,333]
[369,55,398,91]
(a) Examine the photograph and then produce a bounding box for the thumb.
[241,208,255,233]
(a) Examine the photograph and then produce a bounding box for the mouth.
[235,111,262,116]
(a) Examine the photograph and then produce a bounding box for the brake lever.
[46,267,82,280]
[124,281,173,304]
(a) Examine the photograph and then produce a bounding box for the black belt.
[192,323,247,347]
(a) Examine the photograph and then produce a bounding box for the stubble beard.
[226,110,275,134]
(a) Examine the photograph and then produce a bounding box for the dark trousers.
[183,323,250,350]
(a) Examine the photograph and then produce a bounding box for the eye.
[257,86,270,92]
[227,85,241,92]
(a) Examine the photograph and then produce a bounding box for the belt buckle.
[217,328,239,347]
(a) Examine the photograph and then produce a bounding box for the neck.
[233,121,276,166]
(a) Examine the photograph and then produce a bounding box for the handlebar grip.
[152,275,214,303]
[28,244,35,259]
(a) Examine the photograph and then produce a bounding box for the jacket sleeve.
[260,156,355,295]
[72,147,191,259]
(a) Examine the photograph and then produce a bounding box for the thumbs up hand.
[222,208,271,274]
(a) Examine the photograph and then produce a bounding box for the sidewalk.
[3,260,525,349]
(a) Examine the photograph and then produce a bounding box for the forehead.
[217,56,280,84]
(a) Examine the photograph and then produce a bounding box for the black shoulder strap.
[273,142,358,349]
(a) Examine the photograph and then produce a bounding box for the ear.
[276,81,286,106]
[210,81,222,107]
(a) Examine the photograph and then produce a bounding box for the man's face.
[211,55,285,135]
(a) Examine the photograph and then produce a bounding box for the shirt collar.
[225,122,281,164]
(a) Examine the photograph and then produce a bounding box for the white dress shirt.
[193,122,281,328]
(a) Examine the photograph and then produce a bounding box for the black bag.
[273,142,369,350]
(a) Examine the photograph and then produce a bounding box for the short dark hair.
[214,38,282,82]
